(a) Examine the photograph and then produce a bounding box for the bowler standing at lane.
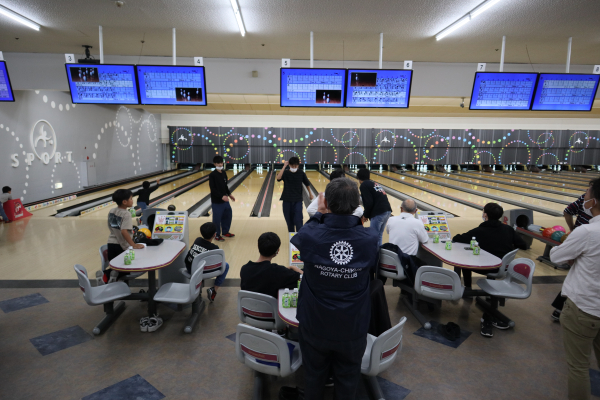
[277,157,314,232]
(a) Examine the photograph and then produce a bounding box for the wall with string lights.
[168,126,600,165]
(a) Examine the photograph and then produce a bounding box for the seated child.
[185,222,230,303]
[240,232,303,299]
[104,189,144,283]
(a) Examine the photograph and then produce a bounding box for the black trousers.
[105,243,128,281]
[282,201,303,232]
[454,267,499,288]
[299,326,367,400]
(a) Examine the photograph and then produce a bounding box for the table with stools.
[418,241,502,273]
[109,240,186,316]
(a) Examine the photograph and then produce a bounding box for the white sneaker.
[108,270,119,283]
[140,317,150,332]
[95,270,105,286]
[147,315,163,332]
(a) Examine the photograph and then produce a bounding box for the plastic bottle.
[473,242,481,255]
[298,275,302,290]
[282,288,291,308]
[124,250,131,265]
[445,241,452,250]
[130,208,136,218]
[470,237,477,249]
[291,288,298,307]
[128,246,135,260]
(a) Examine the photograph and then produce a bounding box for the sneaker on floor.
[492,318,511,330]
[95,270,105,286]
[551,309,561,322]
[215,236,225,242]
[140,317,150,332]
[223,233,235,238]
[207,287,217,303]
[108,270,119,283]
[147,315,163,332]
[480,318,494,338]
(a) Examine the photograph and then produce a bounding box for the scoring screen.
[0,61,15,102]
[137,65,207,106]
[469,72,538,110]
[531,73,600,111]
[345,69,412,108]
[280,68,346,107]
[65,64,139,105]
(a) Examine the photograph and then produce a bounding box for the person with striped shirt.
[552,180,595,321]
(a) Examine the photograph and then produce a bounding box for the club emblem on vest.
[330,241,354,265]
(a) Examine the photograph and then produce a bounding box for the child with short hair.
[184,222,230,303]
[134,178,160,211]
[104,188,144,282]
[240,232,303,299]
[276,156,313,232]
[0,186,12,223]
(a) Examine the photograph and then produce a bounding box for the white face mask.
[584,198,596,214]
[215,166,223,170]
[290,168,298,173]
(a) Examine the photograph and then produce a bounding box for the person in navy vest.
[291,177,379,400]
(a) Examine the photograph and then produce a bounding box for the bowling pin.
[379,165,383,172]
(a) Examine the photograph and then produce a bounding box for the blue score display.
[65,64,139,104]
[0,61,15,102]
[280,68,346,107]
[470,72,538,110]
[531,73,600,111]
[137,65,207,106]
[345,69,413,108]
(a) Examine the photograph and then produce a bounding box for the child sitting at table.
[240,232,303,299]
[103,189,144,283]
[185,222,230,303]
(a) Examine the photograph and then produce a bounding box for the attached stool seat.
[414,266,465,329]
[180,249,226,281]
[361,316,407,400]
[236,323,302,400]
[99,244,144,284]
[476,258,535,328]
[379,249,444,330]
[238,290,286,331]
[486,248,518,279]
[74,265,131,335]
[154,260,206,333]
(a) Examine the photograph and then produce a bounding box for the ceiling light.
[435,0,503,41]
[229,0,246,37]
[0,4,40,31]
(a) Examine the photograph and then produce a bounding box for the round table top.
[278,288,299,327]
[109,240,186,272]
[421,241,502,270]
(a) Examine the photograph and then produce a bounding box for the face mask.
[482,214,487,222]
[584,198,596,214]
[290,168,298,172]
[216,166,223,170]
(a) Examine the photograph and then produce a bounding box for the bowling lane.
[78,170,213,219]
[457,171,587,193]
[372,171,506,218]
[405,171,566,213]
[432,172,579,202]
[509,171,591,186]
[306,170,330,193]
[31,170,185,217]
[227,170,268,215]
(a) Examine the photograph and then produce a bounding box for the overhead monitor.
[65,64,139,104]
[531,73,600,111]
[280,68,346,107]
[0,61,15,102]
[137,65,207,106]
[345,69,413,108]
[469,72,538,110]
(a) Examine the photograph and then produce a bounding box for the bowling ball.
[139,228,152,238]
[560,233,570,243]
[550,231,565,242]
[133,231,146,243]
[542,227,556,238]
[552,225,566,233]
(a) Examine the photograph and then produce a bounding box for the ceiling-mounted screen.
[531,73,600,111]
[65,64,139,104]
[280,68,346,107]
[137,65,207,106]
[0,61,15,102]
[469,72,538,110]
[345,69,413,108]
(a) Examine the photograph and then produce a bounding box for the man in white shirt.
[386,199,428,256]
[306,169,364,219]
[550,178,600,400]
